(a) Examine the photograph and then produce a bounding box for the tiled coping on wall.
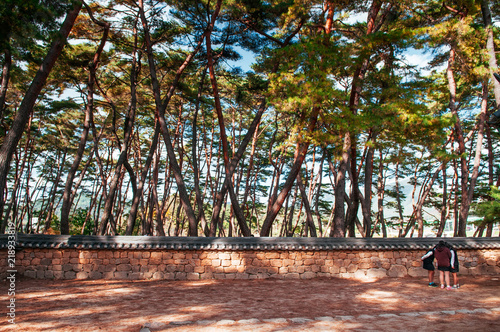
[1,235,499,280]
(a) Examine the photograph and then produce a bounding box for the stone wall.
[1,235,499,281]
[2,247,499,281]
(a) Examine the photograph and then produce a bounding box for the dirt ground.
[0,275,499,332]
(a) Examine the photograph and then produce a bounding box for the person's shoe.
[428,282,438,287]
[452,284,460,289]
[440,284,445,289]
[446,286,453,290]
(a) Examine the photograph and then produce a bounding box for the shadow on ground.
[0,275,499,331]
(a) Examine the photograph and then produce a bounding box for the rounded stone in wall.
[407,267,427,277]
[388,265,407,278]
[366,268,388,279]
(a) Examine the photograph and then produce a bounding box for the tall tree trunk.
[152,148,165,236]
[331,141,348,237]
[481,0,499,238]
[260,107,320,236]
[345,0,383,238]
[359,132,377,237]
[208,102,266,236]
[125,123,160,235]
[192,67,209,235]
[242,120,261,216]
[314,153,325,236]
[446,46,469,237]
[297,173,317,237]
[451,159,459,236]
[0,1,82,233]
[376,150,386,237]
[97,52,138,234]
[437,163,448,237]
[138,0,210,236]
[394,158,405,237]
[403,163,445,237]
[286,187,299,237]
[458,81,488,235]
[44,150,67,232]
[481,0,500,107]
[60,8,109,234]
[205,7,251,237]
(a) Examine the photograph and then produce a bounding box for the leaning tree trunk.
[358,132,377,237]
[123,17,151,235]
[60,7,109,234]
[192,68,209,235]
[446,45,469,237]
[459,81,488,234]
[297,173,317,237]
[345,0,383,238]
[481,0,500,107]
[97,51,138,234]
[44,150,67,232]
[403,163,445,237]
[260,107,320,236]
[0,1,82,233]
[208,101,266,236]
[205,12,251,237]
[125,123,160,235]
[242,120,261,217]
[138,0,213,236]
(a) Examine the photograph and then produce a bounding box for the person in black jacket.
[421,246,438,287]
[445,242,460,289]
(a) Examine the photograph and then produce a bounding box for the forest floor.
[0,275,499,332]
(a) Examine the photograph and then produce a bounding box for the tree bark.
[297,173,317,237]
[359,133,377,237]
[60,6,109,234]
[242,120,261,216]
[458,81,487,234]
[345,0,382,238]
[205,4,252,237]
[446,46,469,237]
[437,163,448,237]
[44,149,67,232]
[403,163,445,237]
[138,0,212,236]
[260,107,320,236]
[375,150,386,237]
[208,102,266,236]
[314,153,325,236]
[394,158,405,237]
[125,123,160,235]
[330,136,348,237]
[192,67,209,235]
[481,0,500,107]
[97,33,138,234]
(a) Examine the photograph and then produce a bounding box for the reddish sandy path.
[1,275,499,331]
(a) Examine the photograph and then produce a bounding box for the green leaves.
[473,186,500,226]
